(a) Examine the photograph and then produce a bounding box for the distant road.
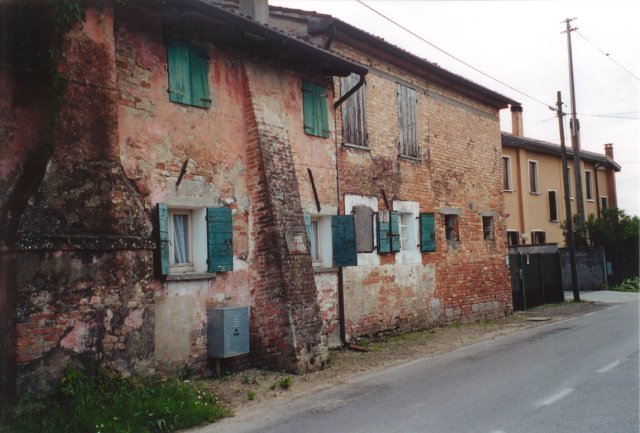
[204,294,640,433]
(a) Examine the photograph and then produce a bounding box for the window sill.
[529,192,542,195]
[313,266,338,273]
[343,143,370,151]
[587,199,595,202]
[504,189,514,193]
[398,155,422,163]
[166,272,217,282]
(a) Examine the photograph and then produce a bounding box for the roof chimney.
[604,143,614,159]
[511,104,524,137]
[239,0,269,24]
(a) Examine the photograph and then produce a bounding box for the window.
[302,80,329,138]
[548,190,558,222]
[445,215,459,241]
[170,210,193,272]
[502,156,513,191]
[601,196,608,210]
[528,160,539,193]
[166,39,211,108]
[482,216,494,240]
[585,170,594,200]
[397,84,418,158]
[507,231,519,246]
[399,212,417,251]
[304,215,334,267]
[157,204,233,276]
[531,231,546,245]
[341,74,367,147]
[567,166,574,198]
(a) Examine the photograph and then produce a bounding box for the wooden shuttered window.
[332,215,357,267]
[340,74,367,146]
[167,39,211,108]
[398,84,418,158]
[206,207,233,273]
[302,80,330,138]
[419,213,436,252]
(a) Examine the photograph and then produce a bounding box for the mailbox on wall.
[207,307,249,358]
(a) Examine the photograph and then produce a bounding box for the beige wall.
[503,146,616,245]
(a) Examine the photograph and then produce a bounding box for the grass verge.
[0,366,228,433]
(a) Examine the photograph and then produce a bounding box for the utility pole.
[556,91,580,302]
[563,17,585,226]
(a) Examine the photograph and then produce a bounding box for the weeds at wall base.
[0,366,229,433]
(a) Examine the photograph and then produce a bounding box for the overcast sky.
[271,0,640,217]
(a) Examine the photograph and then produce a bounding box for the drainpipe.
[334,73,365,109]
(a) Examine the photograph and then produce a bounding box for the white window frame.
[585,170,594,201]
[393,200,420,264]
[168,207,208,274]
[308,215,333,268]
[502,156,513,191]
[548,189,558,222]
[528,160,539,194]
[345,195,379,266]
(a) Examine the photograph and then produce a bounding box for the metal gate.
[509,252,564,311]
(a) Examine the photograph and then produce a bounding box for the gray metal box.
[207,307,249,358]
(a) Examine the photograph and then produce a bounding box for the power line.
[574,30,640,81]
[354,0,556,111]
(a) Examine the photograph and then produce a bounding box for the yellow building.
[502,106,620,246]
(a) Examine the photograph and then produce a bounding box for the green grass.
[0,366,228,433]
[612,277,640,293]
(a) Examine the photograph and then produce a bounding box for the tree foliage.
[563,207,639,282]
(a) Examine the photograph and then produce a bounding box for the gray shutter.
[354,206,374,253]
[398,84,417,157]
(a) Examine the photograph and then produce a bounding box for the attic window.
[302,80,330,138]
[166,39,211,109]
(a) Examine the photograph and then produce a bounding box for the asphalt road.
[203,294,639,433]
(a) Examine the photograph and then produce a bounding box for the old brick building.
[1,0,520,400]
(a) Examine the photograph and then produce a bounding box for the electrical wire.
[574,30,640,82]
[354,0,556,111]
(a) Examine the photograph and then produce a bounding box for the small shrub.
[247,391,256,401]
[278,376,292,390]
[1,366,228,433]
[612,277,640,293]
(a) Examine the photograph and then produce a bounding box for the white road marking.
[538,388,574,406]
[597,358,624,373]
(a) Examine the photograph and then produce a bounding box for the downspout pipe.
[334,73,366,109]
[594,162,602,218]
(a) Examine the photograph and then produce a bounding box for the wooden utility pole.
[557,91,580,302]
[563,17,585,225]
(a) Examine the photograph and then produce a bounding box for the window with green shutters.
[157,204,232,276]
[166,39,211,109]
[331,215,357,267]
[419,213,436,252]
[376,211,401,254]
[302,80,330,138]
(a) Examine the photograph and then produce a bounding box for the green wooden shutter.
[332,215,357,267]
[189,47,210,109]
[390,211,401,252]
[206,207,233,273]
[157,203,170,276]
[317,85,330,138]
[419,213,436,252]
[167,42,191,105]
[377,212,390,254]
[302,80,316,135]
[304,214,312,244]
